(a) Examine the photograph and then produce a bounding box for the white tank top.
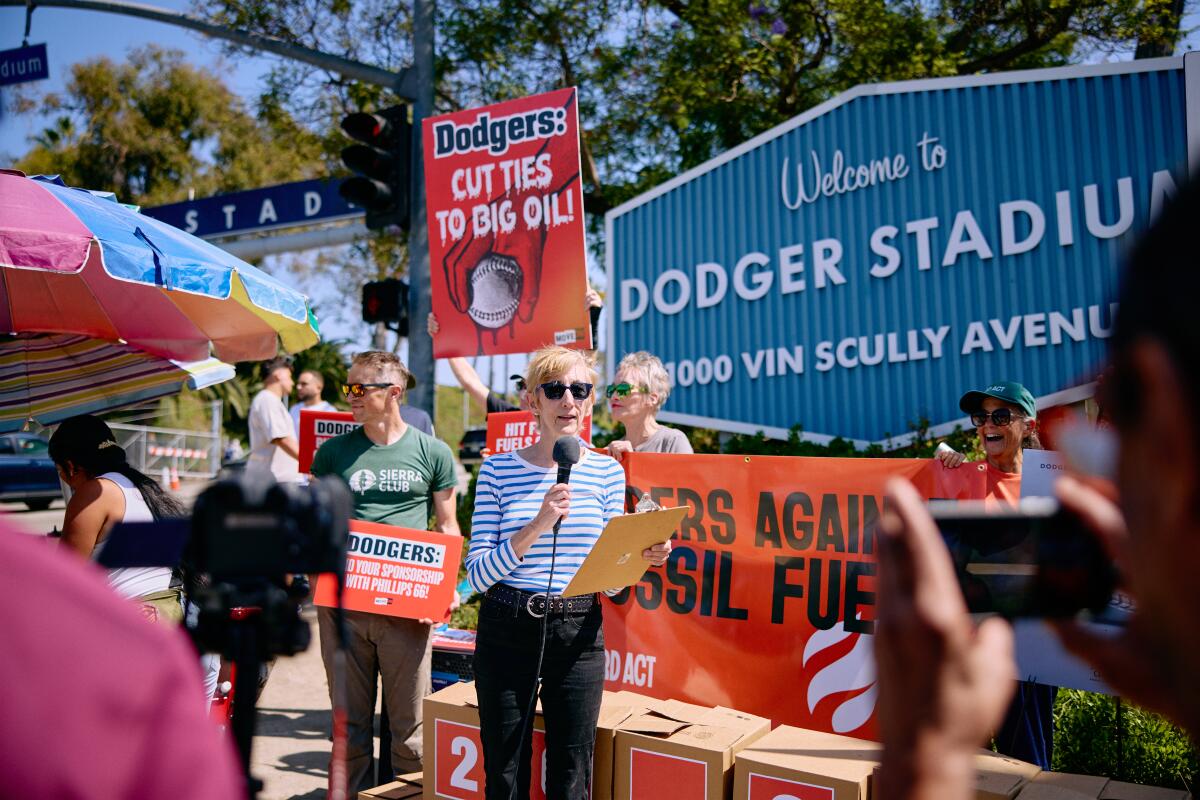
[92,471,173,600]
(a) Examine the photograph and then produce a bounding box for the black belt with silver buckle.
[485,583,595,618]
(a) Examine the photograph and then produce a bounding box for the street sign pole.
[406,0,435,415]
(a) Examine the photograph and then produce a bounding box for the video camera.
[98,474,352,797]
[185,474,352,657]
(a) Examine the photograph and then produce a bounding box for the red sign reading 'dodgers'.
[313,519,462,623]
[297,409,357,473]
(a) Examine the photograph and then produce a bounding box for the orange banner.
[603,453,967,739]
[314,520,462,622]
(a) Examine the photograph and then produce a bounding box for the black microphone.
[553,435,581,485]
[551,436,581,533]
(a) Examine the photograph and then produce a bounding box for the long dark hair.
[48,415,186,520]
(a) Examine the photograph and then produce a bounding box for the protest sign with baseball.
[423,87,591,357]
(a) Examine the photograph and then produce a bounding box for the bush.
[1054,689,1197,791]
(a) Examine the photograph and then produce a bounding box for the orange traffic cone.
[169,464,181,491]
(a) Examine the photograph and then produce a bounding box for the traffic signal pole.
[406,0,436,415]
[0,0,416,97]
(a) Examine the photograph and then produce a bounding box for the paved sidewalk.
[251,607,336,800]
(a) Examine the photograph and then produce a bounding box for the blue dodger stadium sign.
[606,57,1200,446]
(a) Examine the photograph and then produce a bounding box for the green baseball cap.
[958,380,1036,419]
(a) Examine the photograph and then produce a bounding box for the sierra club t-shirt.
[309,426,456,528]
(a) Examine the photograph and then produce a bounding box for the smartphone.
[930,498,1117,618]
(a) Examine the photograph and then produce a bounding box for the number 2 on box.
[450,736,479,792]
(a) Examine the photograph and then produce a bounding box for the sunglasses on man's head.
[341,382,393,398]
[971,408,1022,427]
[538,381,593,401]
[605,382,648,399]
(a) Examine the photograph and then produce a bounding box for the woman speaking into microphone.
[466,345,672,799]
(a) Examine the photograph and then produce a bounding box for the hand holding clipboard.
[562,507,686,596]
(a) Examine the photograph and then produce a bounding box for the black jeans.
[473,592,605,800]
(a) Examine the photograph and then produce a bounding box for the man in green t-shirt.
[310,351,459,793]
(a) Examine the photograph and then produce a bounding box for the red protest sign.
[485,410,592,455]
[298,409,358,473]
[423,87,591,358]
[313,519,462,622]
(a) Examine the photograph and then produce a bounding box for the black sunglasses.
[971,408,1022,427]
[341,382,393,398]
[538,381,593,401]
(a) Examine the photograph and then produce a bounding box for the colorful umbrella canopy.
[0,171,319,363]
[0,333,235,433]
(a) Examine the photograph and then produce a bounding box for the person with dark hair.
[48,415,187,622]
[874,176,1200,799]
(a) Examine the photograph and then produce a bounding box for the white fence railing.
[108,422,222,480]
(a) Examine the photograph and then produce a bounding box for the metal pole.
[406,0,435,415]
[0,0,414,97]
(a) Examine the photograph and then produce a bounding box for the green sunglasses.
[606,382,649,399]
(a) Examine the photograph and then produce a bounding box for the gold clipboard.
[563,506,687,596]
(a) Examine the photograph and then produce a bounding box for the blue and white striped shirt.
[466,444,626,595]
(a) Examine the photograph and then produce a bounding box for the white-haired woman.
[606,351,693,457]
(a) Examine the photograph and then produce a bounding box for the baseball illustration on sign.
[424,87,592,357]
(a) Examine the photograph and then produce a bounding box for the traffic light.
[362,278,409,334]
[339,105,411,232]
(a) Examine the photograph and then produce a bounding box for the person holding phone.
[929,379,1054,766]
[874,179,1200,798]
[606,351,693,458]
[466,346,672,799]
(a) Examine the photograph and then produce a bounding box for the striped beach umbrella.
[0,170,319,363]
[0,333,235,433]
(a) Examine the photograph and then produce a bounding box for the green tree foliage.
[14,46,327,206]
[193,0,1186,239]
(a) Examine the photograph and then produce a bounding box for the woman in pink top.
[935,380,1041,505]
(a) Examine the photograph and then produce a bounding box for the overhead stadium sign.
[606,56,1200,446]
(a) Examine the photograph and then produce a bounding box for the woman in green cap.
[935,380,1052,770]
[935,379,1041,504]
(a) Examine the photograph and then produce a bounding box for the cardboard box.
[613,700,771,800]
[732,725,880,800]
[593,693,650,800]
[423,681,633,800]
[1017,771,1109,799]
[975,750,1042,800]
[1099,781,1191,800]
[361,772,424,799]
